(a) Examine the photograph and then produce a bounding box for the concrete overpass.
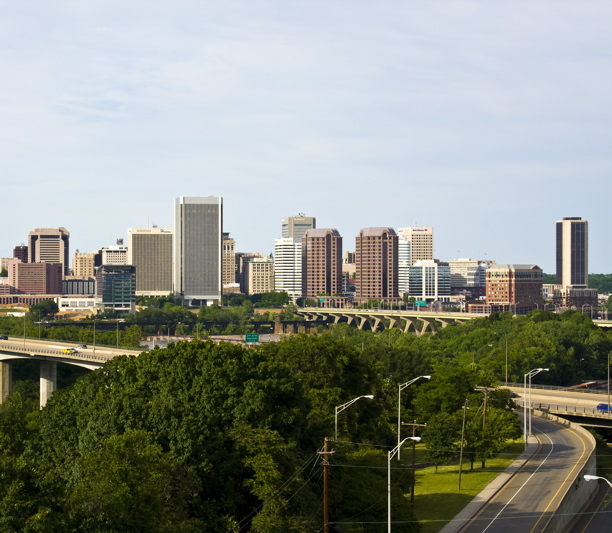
[297,307,612,334]
[0,338,142,408]
[296,308,481,335]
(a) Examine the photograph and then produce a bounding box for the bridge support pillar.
[40,360,57,409]
[0,361,12,401]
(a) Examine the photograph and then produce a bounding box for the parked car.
[596,403,611,412]
[0,335,8,340]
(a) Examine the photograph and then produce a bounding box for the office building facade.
[96,264,136,314]
[407,260,451,302]
[27,227,70,276]
[556,217,588,288]
[302,229,342,299]
[274,237,302,301]
[127,228,173,296]
[244,257,275,295]
[281,215,316,239]
[7,259,62,295]
[174,196,223,305]
[222,233,237,287]
[484,264,543,314]
[397,226,433,266]
[354,227,399,304]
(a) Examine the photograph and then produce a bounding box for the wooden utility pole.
[318,437,335,533]
[402,421,426,504]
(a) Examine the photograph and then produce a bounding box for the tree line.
[0,310,609,531]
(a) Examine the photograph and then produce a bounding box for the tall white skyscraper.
[174,196,223,305]
[128,227,174,296]
[274,237,302,301]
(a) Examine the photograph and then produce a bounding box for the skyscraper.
[127,227,173,296]
[354,227,398,304]
[27,227,70,276]
[301,229,342,300]
[397,227,433,265]
[174,196,223,305]
[222,233,237,287]
[274,237,302,301]
[281,215,316,239]
[556,217,588,288]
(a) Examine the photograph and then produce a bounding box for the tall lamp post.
[334,395,374,441]
[584,474,612,488]
[458,400,469,489]
[397,375,430,459]
[523,368,548,446]
[388,437,421,533]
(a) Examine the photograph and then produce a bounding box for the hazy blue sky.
[2,1,610,273]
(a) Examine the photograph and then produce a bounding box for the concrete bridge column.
[0,361,12,401]
[40,360,57,409]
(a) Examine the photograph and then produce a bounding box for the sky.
[1,1,611,273]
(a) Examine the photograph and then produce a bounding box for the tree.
[29,300,58,319]
[422,412,458,472]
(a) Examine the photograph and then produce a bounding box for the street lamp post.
[334,395,374,441]
[458,400,469,489]
[397,376,430,459]
[523,368,548,446]
[584,474,612,488]
[388,437,421,533]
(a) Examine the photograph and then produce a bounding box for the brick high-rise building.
[13,246,28,263]
[27,227,70,276]
[7,259,62,295]
[485,264,543,314]
[222,233,237,287]
[354,227,399,304]
[302,229,342,299]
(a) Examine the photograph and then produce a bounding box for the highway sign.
[245,333,260,343]
[415,300,427,307]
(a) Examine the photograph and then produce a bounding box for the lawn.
[413,440,524,533]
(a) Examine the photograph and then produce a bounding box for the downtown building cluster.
[0,201,598,315]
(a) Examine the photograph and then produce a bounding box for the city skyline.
[2,3,611,272]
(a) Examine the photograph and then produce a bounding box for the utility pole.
[402,421,426,504]
[475,386,494,468]
[318,437,335,533]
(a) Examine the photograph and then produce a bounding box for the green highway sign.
[319,298,325,303]
[415,300,427,307]
[245,333,260,343]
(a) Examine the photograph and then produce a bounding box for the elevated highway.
[0,338,142,408]
[297,307,612,335]
[296,307,480,335]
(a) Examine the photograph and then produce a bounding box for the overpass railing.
[0,343,112,364]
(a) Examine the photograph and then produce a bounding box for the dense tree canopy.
[0,309,608,530]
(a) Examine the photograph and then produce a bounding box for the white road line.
[480,427,554,532]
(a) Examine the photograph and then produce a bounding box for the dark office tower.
[281,215,316,239]
[301,229,342,298]
[354,227,399,304]
[13,246,28,263]
[556,217,588,288]
[27,227,70,276]
[173,196,223,306]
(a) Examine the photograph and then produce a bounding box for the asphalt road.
[456,416,593,533]
[572,480,612,532]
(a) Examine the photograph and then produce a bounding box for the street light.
[584,474,612,488]
[458,400,469,489]
[523,368,548,446]
[334,395,374,441]
[397,376,430,459]
[388,437,421,533]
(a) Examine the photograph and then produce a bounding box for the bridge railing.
[0,343,112,364]
[515,399,611,417]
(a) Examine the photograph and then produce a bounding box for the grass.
[413,440,524,533]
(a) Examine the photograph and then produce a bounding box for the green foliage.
[588,274,612,294]
[28,300,59,319]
